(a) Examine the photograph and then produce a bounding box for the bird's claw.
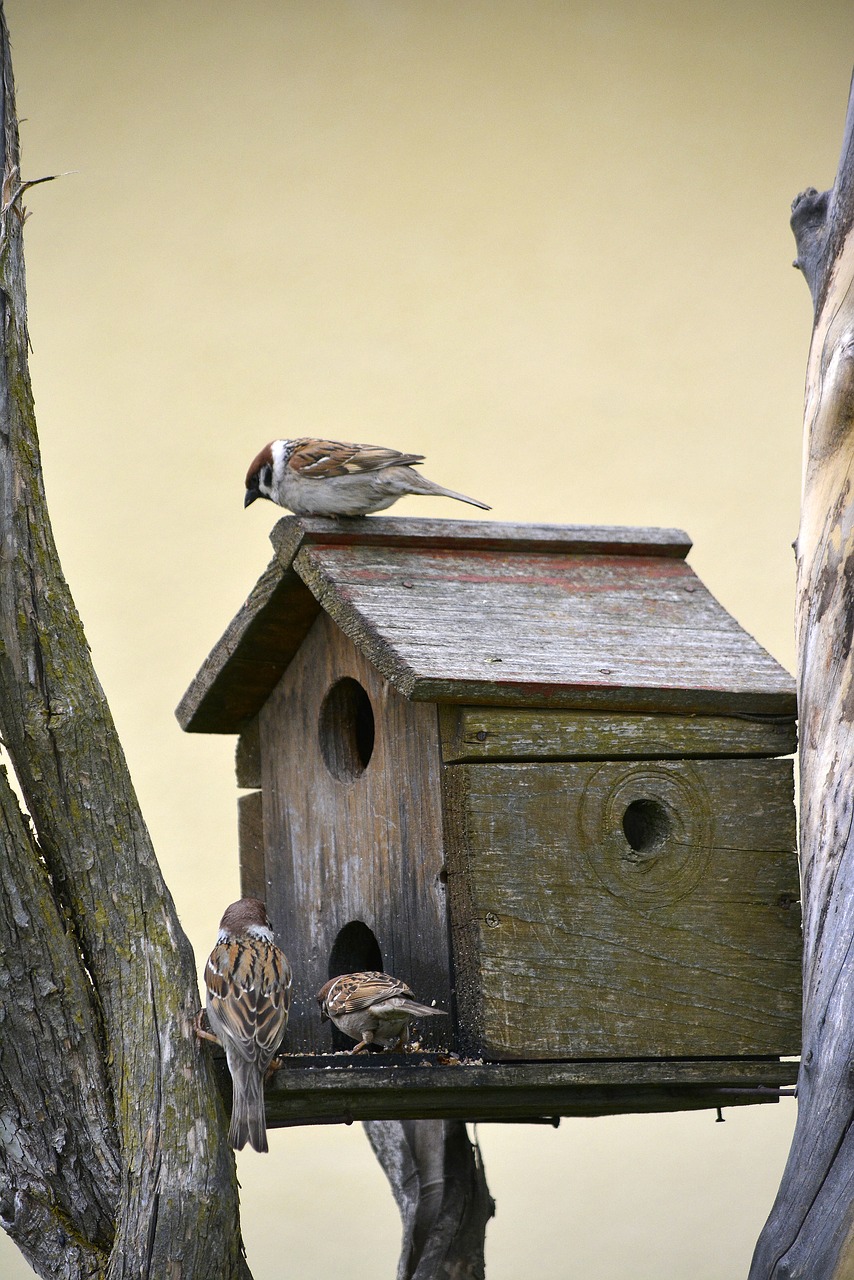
[194,1009,220,1046]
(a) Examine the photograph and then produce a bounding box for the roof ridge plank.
[269,515,693,560]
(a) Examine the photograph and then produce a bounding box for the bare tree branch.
[750,70,854,1280]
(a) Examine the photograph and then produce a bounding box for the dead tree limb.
[0,6,252,1276]
[365,1120,495,1280]
[750,71,854,1280]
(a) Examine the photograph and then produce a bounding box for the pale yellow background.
[0,2,847,1277]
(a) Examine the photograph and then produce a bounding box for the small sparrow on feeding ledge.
[317,970,446,1052]
[244,437,491,517]
[200,898,292,1152]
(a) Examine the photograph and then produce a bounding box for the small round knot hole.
[622,798,670,853]
[319,678,375,782]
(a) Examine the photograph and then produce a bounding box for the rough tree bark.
[750,72,854,1280]
[365,1121,495,1280]
[0,7,252,1278]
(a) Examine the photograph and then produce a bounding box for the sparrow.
[201,898,292,1152]
[317,970,446,1052]
[244,437,491,517]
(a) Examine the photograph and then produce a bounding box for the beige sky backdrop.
[1,3,850,1277]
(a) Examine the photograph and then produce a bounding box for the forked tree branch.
[0,6,251,1276]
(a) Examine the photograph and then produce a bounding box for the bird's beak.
[319,1005,328,1023]
[244,487,261,508]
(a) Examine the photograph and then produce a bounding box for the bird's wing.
[288,438,425,478]
[325,971,415,1016]
[205,938,292,1067]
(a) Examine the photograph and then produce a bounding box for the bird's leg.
[194,1009,220,1045]
[349,1028,377,1054]
[392,1019,414,1053]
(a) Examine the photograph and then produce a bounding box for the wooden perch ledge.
[209,1052,799,1128]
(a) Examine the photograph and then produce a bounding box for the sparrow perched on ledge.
[317,970,446,1052]
[202,898,292,1152]
[244,437,491,517]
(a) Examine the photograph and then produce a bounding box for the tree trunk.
[365,1121,495,1280]
[750,73,854,1280]
[0,6,252,1276]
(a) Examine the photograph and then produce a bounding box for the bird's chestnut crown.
[244,442,276,506]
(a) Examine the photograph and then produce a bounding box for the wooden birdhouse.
[178,517,800,1125]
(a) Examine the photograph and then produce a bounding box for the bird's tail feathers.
[406,472,491,511]
[229,1061,268,1153]
[406,1001,447,1019]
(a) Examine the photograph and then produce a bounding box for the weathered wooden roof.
[176,516,796,732]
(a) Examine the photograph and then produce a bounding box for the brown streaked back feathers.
[205,937,291,1069]
[318,970,437,1017]
[287,438,425,478]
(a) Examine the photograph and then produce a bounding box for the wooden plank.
[440,707,797,762]
[294,544,796,716]
[176,557,320,732]
[444,758,801,1061]
[269,513,694,558]
[235,715,262,787]
[413,680,794,716]
[260,614,451,1054]
[237,791,266,900]
[218,1053,800,1125]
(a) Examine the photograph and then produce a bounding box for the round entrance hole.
[622,798,670,853]
[318,677,375,782]
[328,920,384,978]
[326,921,384,1051]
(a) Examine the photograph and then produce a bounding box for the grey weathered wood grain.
[176,556,320,732]
[440,706,797,762]
[255,1054,798,1125]
[178,516,793,732]
[177,518,692,733]
[269,513,694,557]
[238,790,266,900]
[750,76,854,1280]
[293,542,795,715]
[235,714,262,787]
[259,614,451,1053]
[445,759,801,1061]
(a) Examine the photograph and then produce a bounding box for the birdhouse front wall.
[443,752,801,1061]
[254,611,451,1054]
